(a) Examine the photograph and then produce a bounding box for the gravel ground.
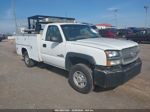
[0,40,150,109]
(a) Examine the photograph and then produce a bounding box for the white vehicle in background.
[15,15,142,94]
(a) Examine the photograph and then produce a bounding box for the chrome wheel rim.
[73,71,87,88]
[25,55,29,65]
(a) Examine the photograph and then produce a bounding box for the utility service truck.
[15,15,142,94]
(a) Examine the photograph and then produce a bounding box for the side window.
[46,26,62,42]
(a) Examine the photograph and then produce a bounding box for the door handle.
[43,44,47,48]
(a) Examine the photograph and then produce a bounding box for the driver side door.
[41,25,66,69]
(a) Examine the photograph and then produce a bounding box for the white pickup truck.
[16,23,142,94]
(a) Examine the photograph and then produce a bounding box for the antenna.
[12,0,18,33]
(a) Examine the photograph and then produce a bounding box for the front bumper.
[94,58,142,88]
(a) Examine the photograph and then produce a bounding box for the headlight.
[105,50,120,59]
[105,50,121,66]
[108,60,122,66]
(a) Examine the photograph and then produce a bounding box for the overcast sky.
[0,0,150,33]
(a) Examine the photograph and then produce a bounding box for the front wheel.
[23,51,36,67]
[68,64,94,94]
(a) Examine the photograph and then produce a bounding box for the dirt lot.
[0,40,150,109]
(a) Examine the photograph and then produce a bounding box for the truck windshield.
[61,24,100,41]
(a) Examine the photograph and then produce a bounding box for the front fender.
[65,52,96,70]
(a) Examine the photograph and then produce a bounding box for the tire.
[23,51,36,67]
[68,64,94,94]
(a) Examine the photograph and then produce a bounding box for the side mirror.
[51,37,62,43]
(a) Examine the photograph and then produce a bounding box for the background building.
[96,24,115,29]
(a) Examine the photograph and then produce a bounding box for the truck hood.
[71,38,138,50]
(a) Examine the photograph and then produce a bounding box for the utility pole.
[12,0,18,34]
[65,12,68,18]
[144,6,149,28]
[113,9,118,28]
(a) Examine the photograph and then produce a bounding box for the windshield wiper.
[91,36,100,38]
[70,37,88,41]
[70,36,100,41]
[76,37,88,40]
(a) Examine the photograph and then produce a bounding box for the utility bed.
[16,34,42,62]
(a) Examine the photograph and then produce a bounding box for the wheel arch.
[65,52,96,70]
[21,48,28,56]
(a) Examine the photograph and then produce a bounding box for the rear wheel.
[23,51,36,67]
[69,64,94,94]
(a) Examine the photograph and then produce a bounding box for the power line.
[11,0,18,33]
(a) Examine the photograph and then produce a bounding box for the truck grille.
[121,46,139,65]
